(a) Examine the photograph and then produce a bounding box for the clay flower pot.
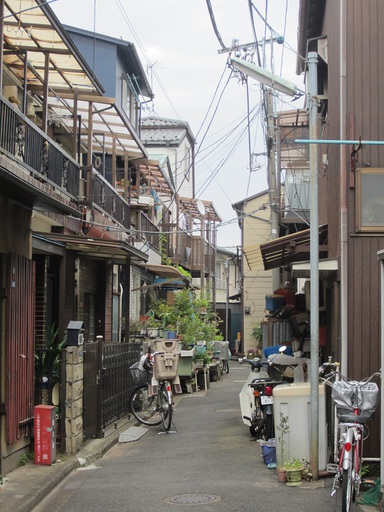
[277,467,287,483]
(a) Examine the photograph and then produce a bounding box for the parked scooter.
[239,347,306,439]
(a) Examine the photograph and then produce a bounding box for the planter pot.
[180,347,196,358]
[167,330,177,340]
[285,468,303,486]
[147,328,159,338]
[277,468,287,483]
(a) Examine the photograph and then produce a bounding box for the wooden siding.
[5,254,35,444]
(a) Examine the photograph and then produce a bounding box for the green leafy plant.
[19,453,30,466]
[283,458,303,471]
[193,347,211,365]
[251,322,263,343]
[35,323,66,385]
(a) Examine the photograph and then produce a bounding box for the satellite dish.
[196,200,205,215]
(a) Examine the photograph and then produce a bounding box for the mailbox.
[66,320,84,346]
[34,405,56,465]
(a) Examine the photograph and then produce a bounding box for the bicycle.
[129,349,178,432]
[222,357,230,374]
[321,368,380,512]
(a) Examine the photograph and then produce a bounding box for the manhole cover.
[165,494,221,505]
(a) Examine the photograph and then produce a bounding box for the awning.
[3,1,103,95]
[259,225,328,271]
[45,94,147,159]
[3,1,147,160]
[291,259,338,278]
[178,196,222,222]
[140,263,191,286]
[135,156,176,195]
[34,232,148,263]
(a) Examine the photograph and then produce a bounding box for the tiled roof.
[141,116,195,144]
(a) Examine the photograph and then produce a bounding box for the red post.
[34,405,56,465]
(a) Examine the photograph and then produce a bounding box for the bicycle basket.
[332,380,379,419]
[130,361,151,387]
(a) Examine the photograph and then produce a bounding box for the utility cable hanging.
[205,0,228,51]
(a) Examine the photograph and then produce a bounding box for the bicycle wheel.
[129,384,162,426]
[341,463,353,512]
[222,359,229,374]
[159,382,173,431]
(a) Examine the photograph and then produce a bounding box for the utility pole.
[308,51,319,481]
[266,89,280,291]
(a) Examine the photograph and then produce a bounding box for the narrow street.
[33,362,341,512]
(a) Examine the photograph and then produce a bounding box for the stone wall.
[64,346,84,454]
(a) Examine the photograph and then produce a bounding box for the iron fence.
[101,342,142,428]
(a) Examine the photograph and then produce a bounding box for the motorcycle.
[239,347,306,439]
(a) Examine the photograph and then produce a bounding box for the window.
[356,168,384,232]
[121,74,139,130]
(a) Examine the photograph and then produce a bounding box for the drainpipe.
[339,0,348,376]
[0,1,3,93]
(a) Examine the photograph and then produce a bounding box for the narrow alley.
[28,362,340,512]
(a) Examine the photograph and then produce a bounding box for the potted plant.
[283,458,304,486]
[35,323,66,389]
[249,323,263,358]
[193,346,211,368]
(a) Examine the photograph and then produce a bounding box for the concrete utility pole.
[308,51,319,481]
[266,89,280,291]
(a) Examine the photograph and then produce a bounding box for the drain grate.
[165,494,221,505]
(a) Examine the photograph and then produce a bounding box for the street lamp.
[230,57,304,97]
[231,54,320,479]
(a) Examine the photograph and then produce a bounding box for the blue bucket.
[262,444,276,465]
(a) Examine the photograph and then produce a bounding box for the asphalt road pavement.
[30,361,360,512]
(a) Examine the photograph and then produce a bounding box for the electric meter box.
[273,382,327,470]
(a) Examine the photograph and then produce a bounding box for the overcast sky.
[51,0,303,249]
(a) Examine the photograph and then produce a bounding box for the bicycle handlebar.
[319,368,381,388]
[241,357,269,369]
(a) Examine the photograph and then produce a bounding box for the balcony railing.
[0,95,134,232]
[172,229,214,274]
[0,95,79,196]
[92,171,130,230]
[134,211,161,253]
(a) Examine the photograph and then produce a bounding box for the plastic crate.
[153,339,179,353]
[130,362,151,387]
[154,352,180,380]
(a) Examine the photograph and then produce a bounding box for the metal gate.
[83,340,141,440]
[83,340,103,440]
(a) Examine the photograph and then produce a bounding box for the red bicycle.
[322,369,380,512]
